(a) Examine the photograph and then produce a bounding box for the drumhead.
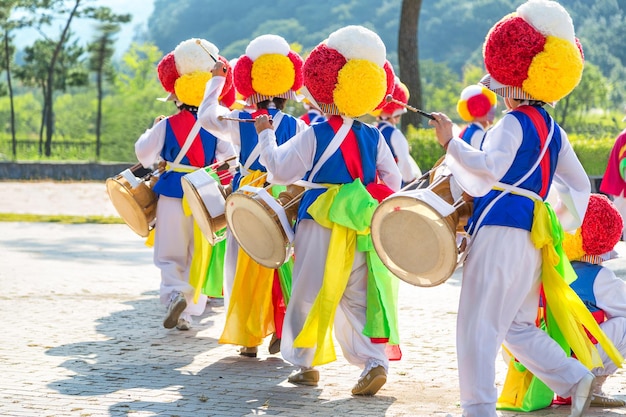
[225,192,290,269]
[371,195,458,287]
[182,178,226,245]
[106,177,153,237]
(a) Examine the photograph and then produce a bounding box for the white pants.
[458,226,588,417]
[593,317,626,376]
[222,227,239,312]
[154,196,207,316]
[281,219,388,373]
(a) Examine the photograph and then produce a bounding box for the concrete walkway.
[0,181,625,416]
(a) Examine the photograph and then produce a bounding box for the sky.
[13,0,155,57]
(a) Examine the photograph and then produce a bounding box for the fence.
[0,161,132,181]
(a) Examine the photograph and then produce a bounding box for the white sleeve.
[258,127,317,185]
[377,131,402,192]
[445,114,522,197]
[197,77,242,147]
[390,128,420,182]
[215,138,239,169]
[593,267,626,319]
[546,127,591,231]
[134,119,167,168]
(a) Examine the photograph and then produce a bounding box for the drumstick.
[218,115,273,124]
[195,39,219,63]
[217,116,255,123]
[385,94,435,120]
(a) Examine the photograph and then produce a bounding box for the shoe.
[351,365,387,396]
[238,346,258,358]
[589,375,625,407]
[569,373,595,417]
[163,291,187,329]
[268,333,281,354]
[590,394,626,408]
[288,368,319,386]
[176,315,192,331]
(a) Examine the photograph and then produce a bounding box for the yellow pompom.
[251,54,294,96]
[334,59,386,118]
[175,71,212,107]
[523,36,583,103]
[562,228,586,261]
[457,101,472,122]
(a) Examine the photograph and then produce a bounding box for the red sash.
[168,110,205,167]
[327,116,394,202]
[514,106,551,198]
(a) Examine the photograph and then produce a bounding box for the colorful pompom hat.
[156,38,233,107]
[302,25,395,118]
[233,34,304,105]
[480,0,584,104]
[456,84,497,122]
[562,194,623,263]
[378,77,410,118]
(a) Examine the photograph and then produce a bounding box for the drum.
[225,184,304,269]
[370,174,472,287]
[182,166,232,245]
[106,163,159,237]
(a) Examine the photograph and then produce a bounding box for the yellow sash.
[219,170,276,347]
[531,200,623,369]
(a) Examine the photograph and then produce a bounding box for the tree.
[0,0,22,160]
[88,22,120,160]
[14,36,87,155]
[398,0,424,131]
[12,0,130,156]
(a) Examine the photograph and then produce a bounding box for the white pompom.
[517,0,575,44]
[326,25,386,67]
[245,35,290,61]
[460,84,484,101]
[174,38,219,75]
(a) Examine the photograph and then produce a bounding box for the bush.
[405,125,444,173]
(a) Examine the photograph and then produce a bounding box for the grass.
[0,213,124,224]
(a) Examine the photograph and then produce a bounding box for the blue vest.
[570,261,602,313]
[232,109,299,190]
[377,122,397,160]
[461,123,485,149]
[153,111,218,198]
[298,119,380,221]
[467,107,562,234]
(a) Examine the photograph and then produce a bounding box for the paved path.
[0,181,625,416]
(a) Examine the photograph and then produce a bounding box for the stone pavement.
[0,181,625,417]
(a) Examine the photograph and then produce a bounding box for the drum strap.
[170,119,202,169]
[241,112,285,175]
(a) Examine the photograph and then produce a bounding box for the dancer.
[255,25,401,396]
[135,39,236,330]
[198,34,306,357]
[428,2,621,416]
[375,77,421,186]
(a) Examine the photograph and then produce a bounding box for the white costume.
[376,120,421,183]
[135,116,237,318]
[257,116,401,372]
[198,76,307,310]
[445,112,591,417]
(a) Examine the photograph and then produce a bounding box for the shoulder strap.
[171,119,202,167]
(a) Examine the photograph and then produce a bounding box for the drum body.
[225,184,303,269]
[370,175,472,287]
[182,167,231,245]
[106,164,158,237]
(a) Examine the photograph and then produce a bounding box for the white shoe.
[176,314,192,330]
[163,291,187,329]
[569,373,595,417]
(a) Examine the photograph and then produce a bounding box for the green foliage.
[405,125,444,173]
[570,134,615,177]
